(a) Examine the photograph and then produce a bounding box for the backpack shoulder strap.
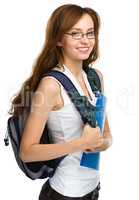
[5,69,100,180]
[84,67,102,93]
[45,67,102,93]
[45,70,79,95]
[44,70,97,127]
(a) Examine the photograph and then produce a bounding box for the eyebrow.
[71,27,94,31]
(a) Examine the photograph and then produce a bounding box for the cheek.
[62,40,78,54]
[63,39,77,49]
[61,38,95,57]
[89,41,95,53]
[90,40,95,48]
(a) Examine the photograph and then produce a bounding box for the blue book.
[80,93,107,170]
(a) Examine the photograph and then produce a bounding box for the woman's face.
[58,14,95,62]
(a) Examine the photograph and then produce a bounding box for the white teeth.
[78,47,89,51]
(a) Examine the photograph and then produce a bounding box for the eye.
[71,32,81,37]
[87,31,95,37]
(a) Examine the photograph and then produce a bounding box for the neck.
[60,57,83,79]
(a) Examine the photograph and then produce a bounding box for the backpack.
[4,66,102,180]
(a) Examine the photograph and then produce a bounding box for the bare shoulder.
[39,75,61,95]
[31,75,62,115]
[34,67,66,110]
[39,65,64,92]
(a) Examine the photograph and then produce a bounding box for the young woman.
[10,4,112,200]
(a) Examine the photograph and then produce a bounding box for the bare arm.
[19,77,86,162]
[94,68,113,151]
[19,71,109,162]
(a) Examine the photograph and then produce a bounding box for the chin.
[77,55,90,60]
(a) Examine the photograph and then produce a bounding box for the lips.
[77,47,90,52]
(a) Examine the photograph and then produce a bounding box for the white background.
[0,0,139,199]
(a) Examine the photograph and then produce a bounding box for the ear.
[57,41,63,47]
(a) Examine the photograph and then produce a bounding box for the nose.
[80,35,90,44]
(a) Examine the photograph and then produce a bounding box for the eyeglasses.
[65,31,95,40]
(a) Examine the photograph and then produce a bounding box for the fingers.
[84,148,96,153]
[93,137,104,148]
[84,137,104,153]
[85,124,101,135]
[95,126,101,133]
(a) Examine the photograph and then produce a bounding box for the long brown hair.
[9,4,101,116]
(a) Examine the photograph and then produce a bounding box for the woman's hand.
[80,123,103,152]
[94,136,112,152]
[93,116,112,152]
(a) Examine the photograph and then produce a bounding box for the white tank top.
[46,65,100,197]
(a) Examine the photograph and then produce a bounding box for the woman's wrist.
[103,137,112,148]
[77,137,88,151]
[94,137,112,152]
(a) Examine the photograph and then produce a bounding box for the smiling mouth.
[77,47,90,52]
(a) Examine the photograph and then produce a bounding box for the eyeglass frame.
[64,31,95,40]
